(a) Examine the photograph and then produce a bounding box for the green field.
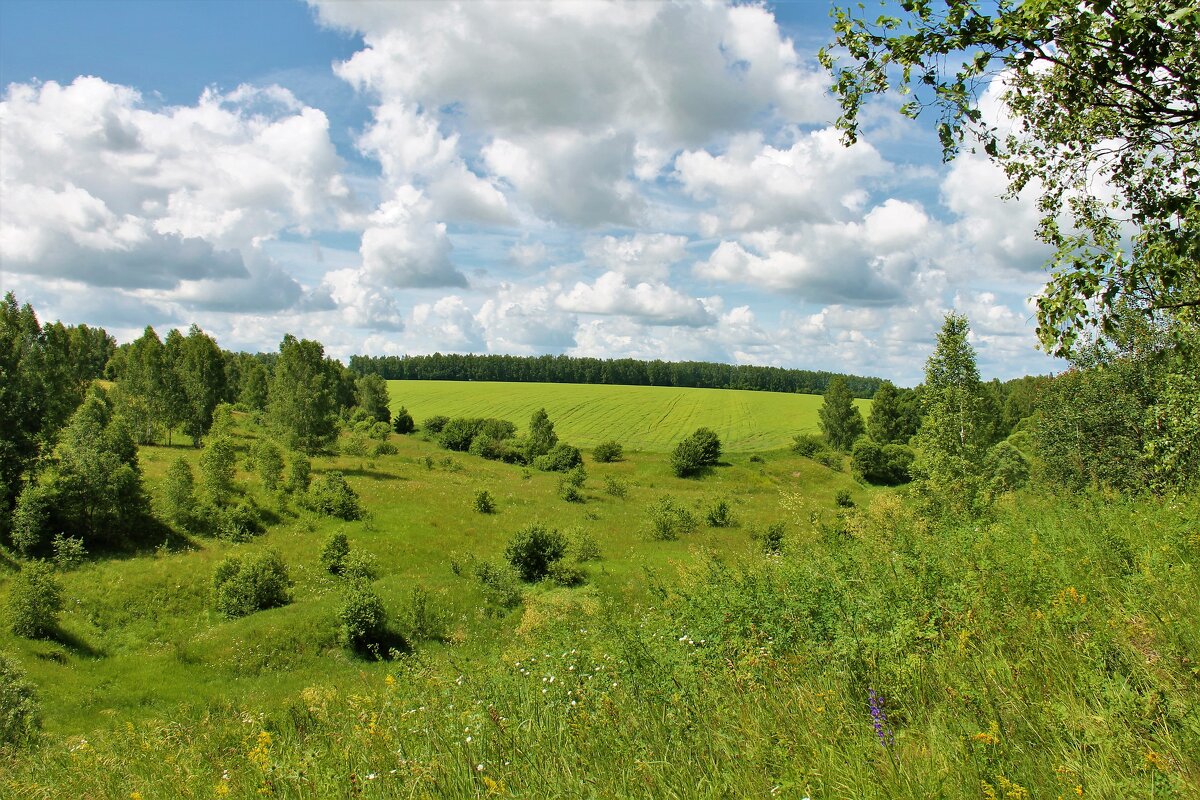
[388,380,870,452]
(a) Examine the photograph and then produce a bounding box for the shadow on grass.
[328,467,407,482]
[348,629,411,661]
[41,626,105,659]
[0,549,20,573]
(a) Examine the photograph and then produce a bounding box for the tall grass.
[6,488,1195,798]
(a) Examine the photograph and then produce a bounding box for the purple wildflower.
[868,687,894,748]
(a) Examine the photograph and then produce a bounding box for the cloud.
[583,233,688,281]
[478,284,578,353]
[359,187,467,289]
[410,295,486,351]
[0,76,351,303]
[556,271,716,327]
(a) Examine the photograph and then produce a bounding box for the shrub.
[692,427,722,466]
[10,484,52,556]
[473,489,497,514]
[405,585,449,642]
[791,433,825,458]
[422,415,450,434]
[749,454,765,464]
[7,561,62,638]
[393,406,415,434]
[504,524,568,582]
[51,533,86,570]
[320,532,350,575]
[199,435,237,505]
[985,440,1031,495]
[473,560,523,611]
[670,436,707,478]
[161,457,197,531]
[705,499,734,528]
[835,489,855,508]
[211,550,291,618]
[603,475,629,498]
[469,433,510,461]
[307,472,363,520]
[852,438,914,485]
[0,653,40,746]
[558,465,587,499]
[341,551,379,582]
[286,453,311,494]
[438,417,482,451]
[815,450,844,472]
[340,435,369,456]
[756,522,787,554]
[592,441,623,463]
[647,496,697,540]
[373,440,398,457]
[209,498,265,543]
[548,560,587,587]
[338,581,391,653]
[253,440,284,492]
[534,443,583,472]
[570,528,602,562]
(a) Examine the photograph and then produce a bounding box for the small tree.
[647,496,698,540]
[528,408,558,459]
[211,550,291,618]
[473,489,497,514]
[306,472,363,520]
[253,440,284,492]
[338,581,389,653]
[10,484,52,557]
[393,406,415,435]
[355,373,392,424]
[670,436,706,478]
[286,452,311,494]
[198,435,237,506]
[691,428,722,466]
[592,441,623,463]
[819,377,865,451]
[320,532,351,575]
[504,524,567,582]
[162,457,197,529]
[7,561,62,638]
[0,653,41,746]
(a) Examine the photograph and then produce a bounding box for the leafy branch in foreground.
[821,0,1200,355]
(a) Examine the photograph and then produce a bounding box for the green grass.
[388,380,870,452]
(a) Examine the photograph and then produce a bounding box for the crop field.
[388,380,871,452]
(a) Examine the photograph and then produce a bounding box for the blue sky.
[0,0,1058,385]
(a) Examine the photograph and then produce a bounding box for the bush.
[341,551,379,582]
[473,560,524,611]
[307,472,363,520]
[592,441,623,463]
[852,438,915,486]
[504,524,568,582]
[338,581,391,653]
[422,415,450,434]
[647,496,697,540]
[212,498,265,542]
[791,433,825,458]
[211,550,291,618]
[393,406,415,434]
[558,465,587,499]
[438,417,483,451]
[670,436,707,478]
[603,475,629,498]
[405,585,449,642]
[570,528,602,562]
[755,522,787,554]
[199,435,237,505]
[985,440,1031,495]
[320,532,350,575]
[0,653,40,746]
[473,489,497,514]
[534,443,583,472]
[373,440,398,457]
[161,457,198,531]
[835,489,855,508]
[10,484,52,556]
[692,427,722,466]
[253,440,284,492]
[548,560,587,587]
[340,435,369,457]
[286,453,311,494]
[51,533,86,570]
[814,449,844,472]
[705,499,734,528]
[7,561,62,638]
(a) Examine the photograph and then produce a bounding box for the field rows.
[387,380,870,452]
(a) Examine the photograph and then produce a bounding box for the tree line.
[348,353,885,398]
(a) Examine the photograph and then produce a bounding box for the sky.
[0,0,1061,386]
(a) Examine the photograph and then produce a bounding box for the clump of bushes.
[534,443,583,472]
[286,453,311,494]
[472,559,524,611]
[211,497,266,542]
[306,471,363,520]
[0,653,40,746]
[421,415,450,435]
[851,437,915,486]
[320,532,351,575]
[752,521,787,554]
[793,433,844,472]
[474,489,497,514]
[211,550,291,618]
[404,585,450,642]
[705,499,734,528]
[7,561,62,639]
[647,496,698,540]
[671,428,722,477]
[603,475,629,498]
[338,581,398,655]
[504,524,568,582]
[835,489,855,508]
[253,440,284,492]
[51,534,86,570]
[569,528,602,562]
[547,561,587,587]
[592,441,623,463]
[558,465,587,502]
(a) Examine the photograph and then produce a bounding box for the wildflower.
[1145,749,1170,772]
[475,763,485,772]
[867,687,894,748]
[215,783,231,797]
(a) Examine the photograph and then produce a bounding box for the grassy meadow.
[1,385,1197,799]
[387,380,870,452]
